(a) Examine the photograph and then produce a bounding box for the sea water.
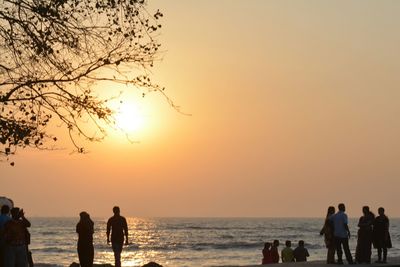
[29,218,400,267]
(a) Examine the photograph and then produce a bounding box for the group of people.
[0,205,33,267]
[0,202,393,267]
[0,204,129,267]
[320,203,391,265]
[262,239,310,264]
[76,206,129,267]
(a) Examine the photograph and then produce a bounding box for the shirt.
[331,211,349,238]
[293,247,310,262]
[281,247,294,262]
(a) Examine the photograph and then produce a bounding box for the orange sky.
[2,0,400,217]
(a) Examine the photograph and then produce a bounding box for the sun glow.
[115,102,145,133]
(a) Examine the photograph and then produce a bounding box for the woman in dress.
[373,207,392,263]
[76,211,94,267]
[320,206,335,264]
[355,206,375,263]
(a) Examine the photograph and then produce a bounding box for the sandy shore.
[223,258,400,267]
[34,258,400,267]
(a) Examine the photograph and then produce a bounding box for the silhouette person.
[3,207,31,267]
[262,242,273,264]
[271,239,280,263]
[281,240,294,262]
[355,206,375,263]
[320,206,336,264]
[330,203,354,264]
[107,206,128,267]
[0,205,11,267]
[373,207,392,263]
[76,211,94,267]
[293,240,310,262]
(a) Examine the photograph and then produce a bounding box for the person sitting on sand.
[271,239,280,263]
[281,240,295,262]
[262,242,273,264]
[293,240,310,262]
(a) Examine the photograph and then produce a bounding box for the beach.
[34,258,400,267]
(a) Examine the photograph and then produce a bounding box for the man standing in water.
[331,203,354,264]
[107,206,129,267]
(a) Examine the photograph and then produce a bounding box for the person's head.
[10,207,20,219]
[327,206,335,217]
[273,239,279,247]
[264,242,271,249]
[79,211,90,220]
[378,207,385,216]
[1,205,10,215]
[285,240,291,248]
[338,203,345,212]
[362,206,370,215]
[298,240,305,247]
[113,206,120,215]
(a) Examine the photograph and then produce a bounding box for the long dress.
[373,215,392,262]
[76,219,94,267]
[355,212,374,263]
[320,218,335,263]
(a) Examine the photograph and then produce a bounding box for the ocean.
[29,217,400,267]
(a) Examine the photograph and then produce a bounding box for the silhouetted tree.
[0,0,169,161]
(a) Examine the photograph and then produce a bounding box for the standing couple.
[76,206,129,267]
[320,203,354,265]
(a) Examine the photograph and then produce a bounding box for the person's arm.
[20,209,31,228]
[345,223,351,238]
[344,214,350,238]
[106,219,111,244]
[123,217,129,244]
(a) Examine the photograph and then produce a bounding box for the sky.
[2,0,400,218]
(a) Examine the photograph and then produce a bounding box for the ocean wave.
[31,247,70,253]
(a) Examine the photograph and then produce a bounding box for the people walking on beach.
[320,206,336,264]
[355,206,375,264]
[0,205,11,267]
[262,242,273,264]
[330,203,354,264]
[281,240,294,262]
[293,240,309,262]
[3,207,31,267]
[373,207,392,263]
[107,206,129,267]
[76,211,94,267]
[271,239,280,263]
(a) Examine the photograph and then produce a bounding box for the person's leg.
[342,238,354,264]
[382,247,387,263]
[112,243,122,267]
[377,247,382,262]
[89,244,94,267]
[335,237,343,263]
[327,245,335,264]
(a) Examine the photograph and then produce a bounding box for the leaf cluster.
[0,0,165,162]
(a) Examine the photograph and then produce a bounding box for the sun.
[115,102,145,133]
